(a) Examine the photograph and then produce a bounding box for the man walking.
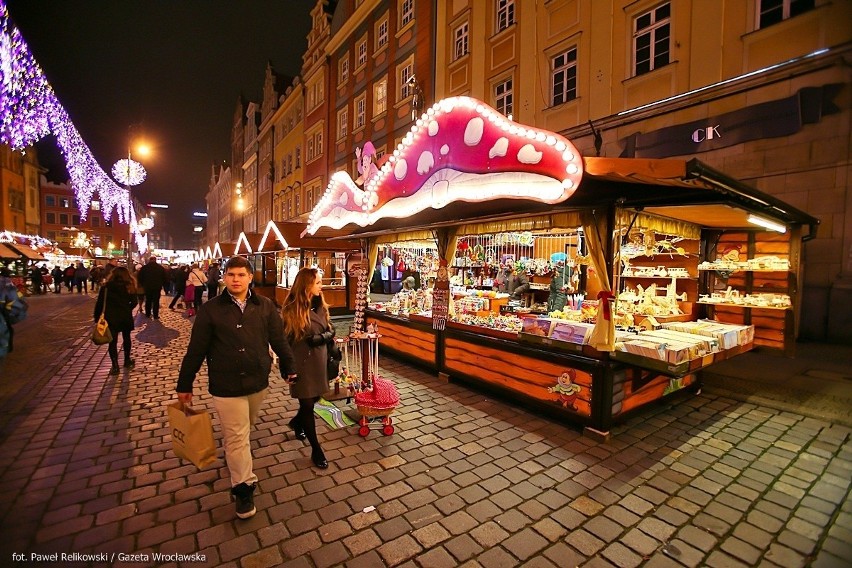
[206,261,221,301]
[176,256,297,519]
[137,256,167,319]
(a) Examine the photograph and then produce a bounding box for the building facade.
[241,101,261,234]
[326,0,437,182]
[272,81,305,223]
[434,0,851,342]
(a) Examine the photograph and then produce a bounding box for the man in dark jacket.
[137,256,167,319]
[176,255,297,520]
[168,265,188,310]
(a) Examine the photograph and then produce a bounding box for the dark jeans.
[108,329,131,364]
[193,286,204,308]
[207,282,219,300]
[144,289,161,318]
[168,289,185,309]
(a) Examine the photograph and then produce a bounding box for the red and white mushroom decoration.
[306,96,584,235]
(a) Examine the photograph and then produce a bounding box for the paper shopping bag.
[167,401,217,469]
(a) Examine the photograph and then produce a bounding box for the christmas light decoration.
[0,0,141,240]
[112,158,147,186]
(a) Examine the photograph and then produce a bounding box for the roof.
[340,157,818,240]
[3,242,46,261]
[0,243,21,259]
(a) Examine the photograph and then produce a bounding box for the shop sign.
[620,84,841,158]
[432,262,450,331]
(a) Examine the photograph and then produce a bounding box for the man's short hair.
[224,256,252,272]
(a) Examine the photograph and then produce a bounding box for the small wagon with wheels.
[354,377,399,437]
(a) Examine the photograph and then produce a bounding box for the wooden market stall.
[307,96,817,436]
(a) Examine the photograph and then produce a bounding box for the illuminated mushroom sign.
[306,96,584,234]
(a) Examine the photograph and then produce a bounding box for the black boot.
[287,417,307,441]
[230,482,257,519]
[109,359,120,375]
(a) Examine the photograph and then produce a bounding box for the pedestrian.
[186,263,208,312]
[137,256,167,319]
[168,265,188,310]
[0,268,18,356]
[280,267,336,471]
[93,266,137,375]
[29,264,43,295]
[63,264,75,291]
[206,261,221,301]
[74,261,90,294]
[50,265,63,294]
[39,264,50,294]
[176,255,297,520]
[89,264,103,293]
[102,257,117,283]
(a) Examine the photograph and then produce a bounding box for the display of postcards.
[617,338,668,361]
[662,320,753,349]
[521,317,552,337]
[549,321,594,344]
[638,329,720,354]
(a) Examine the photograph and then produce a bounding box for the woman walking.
[280,267,335,469]
[94,266,137,375]
[186,263,208,314]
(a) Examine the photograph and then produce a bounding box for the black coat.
[94,281,136,333]
[177,292,297,397]
[137,261,168,292]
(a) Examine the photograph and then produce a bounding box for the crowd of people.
[4,255,335,522]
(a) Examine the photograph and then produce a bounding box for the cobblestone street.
[0,293,850,567]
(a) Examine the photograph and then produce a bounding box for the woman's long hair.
[281,267,330,341]
[106,266,137,295]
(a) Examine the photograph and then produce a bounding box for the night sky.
[5,0,315,248]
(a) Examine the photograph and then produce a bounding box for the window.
[307,129,324,162]
[374,77,388,115]
[60,197,71,208]
[45,195,56,207]
[495,78,513,117]
[758,0,815,28]
[496,0,515,32]
[552,48,577,106]
[59,213,69,225]
[91,200,101,211]
[354,93,366,129]
[454,22,469,60]
[295,194,301,216]
[91,216,100,228]
[400,0,414,27]
[295,146,301,168]
[307,188,314,212]
[72,214,81,225]
[399,62,414,100]
[337,106,349,139]
[286,198,292,219]
[633,3,670,76]
[339,56,349,84]
[376,17,389,49]
[46,212,56,224]
[357,37,368,68]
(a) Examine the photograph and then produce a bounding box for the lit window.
[400,0,414,27]
[495,78,513,117]
[295,146,301,168]
[399,62,414,100]
[357,37,368,68]
[354,93,366,129]
[339,56,349,84]
[454,22,469,60]
[552,48,577,106]
[374,77,388,115]
[376,17,389,49]
[633,3,670,76]
[496,0,515,32]
[758,0,815,28]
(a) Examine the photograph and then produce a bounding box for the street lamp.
[235,182,245,233]
[112,137,150,266]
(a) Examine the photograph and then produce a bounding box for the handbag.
[327,341,342,381]
[167,401,217,469]
[91,289,113,345]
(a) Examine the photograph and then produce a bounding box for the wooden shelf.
[622,275,696,280]
[698,267,791,273]
[698,301,791,311]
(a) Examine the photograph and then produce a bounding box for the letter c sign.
[173,428,185,444]
[692,125,721,143]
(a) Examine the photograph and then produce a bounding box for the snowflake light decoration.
[112,158,147,186]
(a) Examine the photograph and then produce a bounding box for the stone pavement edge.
[0,294,850,567]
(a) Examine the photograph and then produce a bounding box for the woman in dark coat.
[280,267,335,469]
[94,266,137,375]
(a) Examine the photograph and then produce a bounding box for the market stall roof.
[257,221,360,253]
[233,232,266,256]
[0,242,21,259]
[3,242,46,261]
[332,157,818,240]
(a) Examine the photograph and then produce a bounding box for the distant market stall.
[305,96,817,436]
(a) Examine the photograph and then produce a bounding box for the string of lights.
[0,0,146,252]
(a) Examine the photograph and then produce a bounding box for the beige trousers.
[211,389,267,487]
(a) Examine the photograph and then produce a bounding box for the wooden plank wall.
[443,337,593,417]
[367,316,436,366]
[612,369,697,416]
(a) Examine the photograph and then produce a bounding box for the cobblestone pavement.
[0,294,850,567]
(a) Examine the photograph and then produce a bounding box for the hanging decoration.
[111,159,147,187]
[0,1,141,247]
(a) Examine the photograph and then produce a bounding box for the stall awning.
[0,242,21,259]
[3,243,46,261]
[257,221,360,253]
